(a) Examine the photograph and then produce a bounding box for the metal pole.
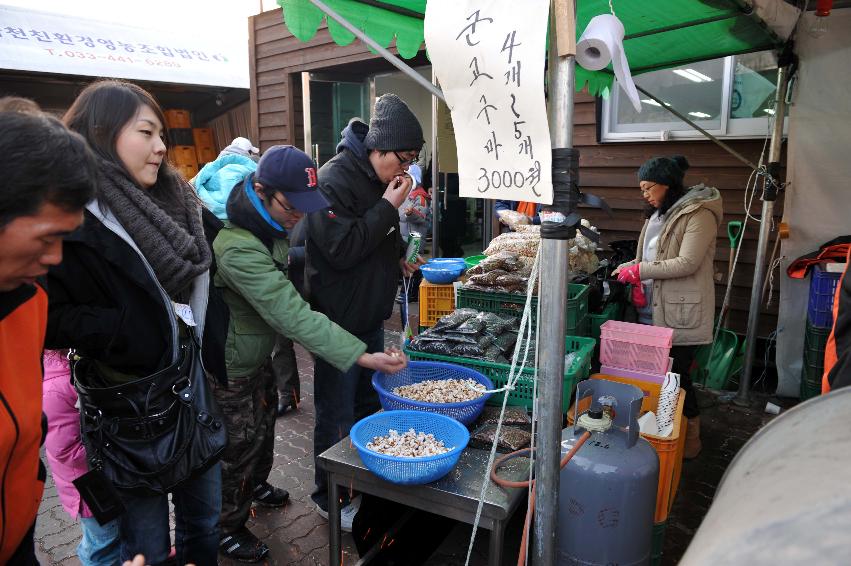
[634,83,759,172]
[301,72,313,155]
[533,1,574,564]
[307,0,445,102]
[431,69,440,257]
[736,66,788,406]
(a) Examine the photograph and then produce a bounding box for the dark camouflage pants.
[213,360,277,534]
[272,335,300,406]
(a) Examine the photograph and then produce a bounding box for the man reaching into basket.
[212,144,407,562]
[304,94,426,527]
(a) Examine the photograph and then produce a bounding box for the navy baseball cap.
[254,145,329,213]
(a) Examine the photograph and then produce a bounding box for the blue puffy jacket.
[193,154,257,220]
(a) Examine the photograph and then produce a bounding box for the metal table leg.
[489,520,505,566]
[329,474,342,566]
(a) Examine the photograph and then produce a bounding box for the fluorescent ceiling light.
[641,98,662,107]
[672,68,714,83]
[763,108,776,115]
[688,111,712,118]
[685,68,713,82]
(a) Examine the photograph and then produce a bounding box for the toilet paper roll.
[576,14,642,113]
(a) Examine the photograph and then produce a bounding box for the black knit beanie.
[363,93,424,151]
[638,155,690,187]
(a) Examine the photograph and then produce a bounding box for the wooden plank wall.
[250,10,783,337]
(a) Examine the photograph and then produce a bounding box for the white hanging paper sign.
[425,0,553,205]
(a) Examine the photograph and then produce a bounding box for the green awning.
[278,0,792,96]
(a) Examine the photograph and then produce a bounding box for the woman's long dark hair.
[643,155,690,219]
[63,79,187,210]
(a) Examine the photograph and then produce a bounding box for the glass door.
[301,73,369,167]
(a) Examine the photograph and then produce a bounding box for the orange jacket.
[0,283,47,562]
[823,248,851,394]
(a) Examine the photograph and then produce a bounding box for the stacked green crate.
[456,283,590,336]
[801,323,830,400]
[406,336,596,412]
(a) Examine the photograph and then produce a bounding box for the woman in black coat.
[46,80,227,566]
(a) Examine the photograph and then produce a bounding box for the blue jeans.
[78,517,120,566]
[312,327,384,510]
[116,463,221,566]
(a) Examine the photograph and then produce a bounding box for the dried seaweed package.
[493,332,518,354]
[446,342,485,358]
[478,312,517,335]
[477,406,532,427]
[454,316,486,334]
[468,424,532,453]
[479,344,504,362]
[431,308,479,332]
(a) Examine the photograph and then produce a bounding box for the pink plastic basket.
[600,358,673,385]
[599,321,673,375]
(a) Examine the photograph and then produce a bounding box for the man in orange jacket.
[0,111,96,563]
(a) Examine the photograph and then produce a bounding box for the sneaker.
[252,481,289,507]
[219,528,270,563]
[276,396,297,417]
[315,495,361,533]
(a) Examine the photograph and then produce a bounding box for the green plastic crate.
[456,283,589,329]
[801,322,830,400]
[406,335,596,412]
[567,316,590,338]
[588,302,623,341]
[651,520,667,566]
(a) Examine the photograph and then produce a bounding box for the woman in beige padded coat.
[614,155,722,459]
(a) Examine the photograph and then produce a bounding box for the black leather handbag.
[73,339,226,494]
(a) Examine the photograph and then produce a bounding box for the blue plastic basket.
[808,264,842,328]
[350,410,470,484]
[372,361,493,425]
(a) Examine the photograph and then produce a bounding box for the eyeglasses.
[639,183,658,195]
[271,194,298,213]
[393,151,419,166]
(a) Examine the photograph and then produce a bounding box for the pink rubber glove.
[617,263,642,286]
[631,284,648,308]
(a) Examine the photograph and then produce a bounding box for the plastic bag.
[478,312,517,335]
[454,317,486,334]
[496,209,532,230]
[477,406,532,427]
[485,236,540,258]
[468,424,532,453]
[467,269,508,286]
[493,332,518,354]
[431,308,479,332]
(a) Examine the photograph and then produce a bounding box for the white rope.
[766,256,783,307]
[464,247,541,566]
[522,291,543,566]
[400,275,414,348]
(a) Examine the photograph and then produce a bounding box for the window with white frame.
[600,51,786,141]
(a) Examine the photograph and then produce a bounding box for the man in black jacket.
[305,94,424,525]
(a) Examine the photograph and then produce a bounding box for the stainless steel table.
[318,440,530,566]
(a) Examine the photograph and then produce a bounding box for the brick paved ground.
[33,300,786,565]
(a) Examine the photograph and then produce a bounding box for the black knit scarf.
[97,159,211,298]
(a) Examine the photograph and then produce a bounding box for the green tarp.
[278,0,787,96]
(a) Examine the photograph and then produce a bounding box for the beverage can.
[405,232,422,264]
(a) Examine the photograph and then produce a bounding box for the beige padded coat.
[623,184,723,346]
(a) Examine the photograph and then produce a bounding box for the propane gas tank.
[557,379,659,566]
